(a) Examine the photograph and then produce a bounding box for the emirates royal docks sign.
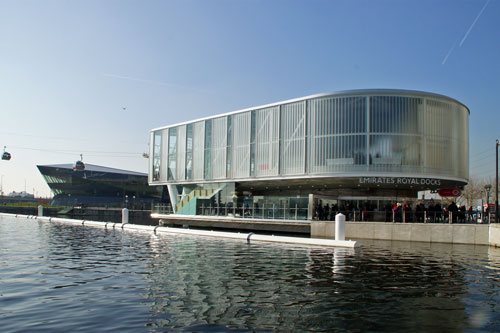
[358,177,441,186]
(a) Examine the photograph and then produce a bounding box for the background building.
[38,163,167,207]
[149,89,469,219]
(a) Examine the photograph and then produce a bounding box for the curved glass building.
[149,89,469,219]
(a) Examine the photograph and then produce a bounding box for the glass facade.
[255,106,280,177]
[150,91,469,185]
[280,101,306,175]
[149,90,469,217]
[369,96,424,173]
[192,121,205,181]
[231,112,251,178]
[308,97,367,173]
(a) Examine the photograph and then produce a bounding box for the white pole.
[335,213,345,241]
[122,208,129,224]
[38,205,43,217]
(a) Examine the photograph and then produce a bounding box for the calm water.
[1,216,500,332]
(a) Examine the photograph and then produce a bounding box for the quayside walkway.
[154,212,500,247]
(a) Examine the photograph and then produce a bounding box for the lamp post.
[496,139,499,223]
[485,184,492,223]
[481,190,484,222]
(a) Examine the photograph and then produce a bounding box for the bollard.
[122,208,129,224]
[335,213,345,241]
[38,205,43,217]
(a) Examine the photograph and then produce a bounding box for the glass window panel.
[232,112,250,178]
[152,130,162,181]
[250,111,256,177]
[308,96,366,173]
[176,125,186,180]
[211,117,227,179]
[369,96,423,134]
[369,134,422,173]
[204,120,212,179]
[168,127,177,180]
[186,124,193,180]
[425,99,468,178]
[226,115,232,178]
[280,102,306,175]
[192,121,205,180]
[255,106,279,177]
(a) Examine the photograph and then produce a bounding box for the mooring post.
[38,205,43,217]
[122,208,129,225]
[335,213,345,241]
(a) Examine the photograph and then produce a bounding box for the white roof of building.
[37,163,147,177]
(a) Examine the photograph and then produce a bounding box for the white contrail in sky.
[442,41,458,65]
[442,0,491,64]
[460,0,491,47]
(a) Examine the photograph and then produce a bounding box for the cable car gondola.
[73,154,85,171]
[2,146,11,161]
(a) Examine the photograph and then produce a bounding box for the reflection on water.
[1,216,500,332]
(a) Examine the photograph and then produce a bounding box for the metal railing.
[152,203,493,224]
[199,203,309,221]
[152,204,173,215]
[314,209,490,224]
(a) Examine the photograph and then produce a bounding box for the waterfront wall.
[0,206,60,216]
[161,214,497,246]
[489,224,500,247]
[312,221,491,246]
[0,206,154,224]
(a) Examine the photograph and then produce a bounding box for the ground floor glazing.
[157,181,470,222]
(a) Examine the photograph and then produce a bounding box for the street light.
[485,184,492,223]
[485,184,492,203]
[481,190,484,222]
[496,139,499,223]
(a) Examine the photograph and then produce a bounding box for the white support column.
[308,194,314,220]
[167,184,178,213]
[122,208,129,224]
[303,100,308,175]
[423,98,427,169]
[366,96,370,167]
[335,213,345,241]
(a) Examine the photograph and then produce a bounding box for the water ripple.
[1,216,500,332]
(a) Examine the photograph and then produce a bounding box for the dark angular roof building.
[37,163,167,207]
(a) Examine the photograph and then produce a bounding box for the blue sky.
[0,0,498,197]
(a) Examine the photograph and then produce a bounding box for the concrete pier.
[154,214,495,246]
[0,213,360,248]
[153,214,310,234]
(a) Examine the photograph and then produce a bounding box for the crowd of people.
[314,199,485,223]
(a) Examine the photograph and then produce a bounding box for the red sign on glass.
[438,188,462,197]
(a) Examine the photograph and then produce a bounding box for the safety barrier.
[0,213,360,248]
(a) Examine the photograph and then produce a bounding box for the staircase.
[175,185,224,215]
